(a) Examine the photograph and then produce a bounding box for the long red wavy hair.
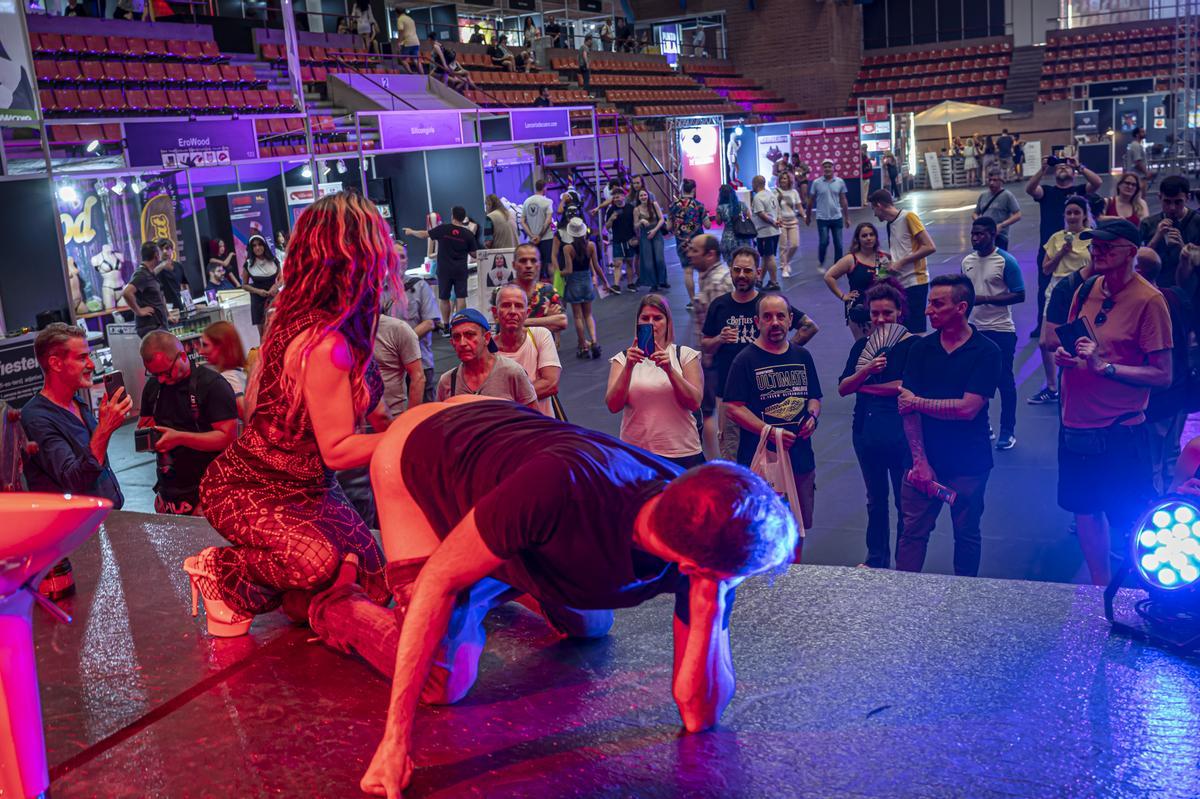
[265,191,397,433]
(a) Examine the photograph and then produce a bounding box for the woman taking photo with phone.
[605,294,704,468]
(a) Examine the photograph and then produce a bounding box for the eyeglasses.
[145,351,183,379]
[1095,297,1116,327]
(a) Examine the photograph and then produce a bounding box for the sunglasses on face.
[1095,297,1116,327]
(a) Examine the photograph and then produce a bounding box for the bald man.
[138,331,238,515]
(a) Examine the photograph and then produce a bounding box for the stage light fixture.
[111,179,126,194]
[301,165,312,178]
[57,184,78,204]
[95,182,107,195]
[1106,495,1200,653]
[130,178,143,194]
[734,126,743,136]
[85,139,101,153]
[336,159,347,174]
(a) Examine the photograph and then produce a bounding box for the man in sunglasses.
[138,331,238,515]
[1053,218,1173,586]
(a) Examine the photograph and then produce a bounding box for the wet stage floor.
[36,511,1200,798]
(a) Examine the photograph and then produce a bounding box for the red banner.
[678,123,723,214]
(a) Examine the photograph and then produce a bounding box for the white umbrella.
[913,100,1012,149]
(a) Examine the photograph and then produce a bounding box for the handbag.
[732,207,758,240]
[749,426,805,537]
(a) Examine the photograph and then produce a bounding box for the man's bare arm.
[672,576,736,733]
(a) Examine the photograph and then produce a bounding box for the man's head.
[514,243,540,283]
[867,189,896,221]
[1081,218,1140,275]
[987,168,1004,192]
[821,158,834,179]
[535,179,547,194]
[156,238,175,261]
[1133,126,1145,141]
[451,206,468,223]
[631,174,644,192]
[649,462,798,580]
[729,246,761,292]
[1159,175,1192,221]
[970,216,997,254]
[754,293,791,346]
[1053,159,1075,186]
[140,240,160,266]
[140,331,190,386]
[492,284,529,333]
[865,282,906,327]
[1001,128,1008,135]
[611,187,627,207]
[393,241,408,270]
[448,307,497,364]
[751,175,766,191]
[34,323,92,390]
[926,274,974,331]
[1134,246,1163,282]
[680,178,696,196]
[687,234,721,273]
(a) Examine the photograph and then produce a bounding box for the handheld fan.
[856,322,910,371]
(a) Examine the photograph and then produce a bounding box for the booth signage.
[228,190,275,266]
[140,193,177,254]
[861,98,890,122]
[1073,110,1100,135]
[0,4,37,122]
[125,119,259,168]
[1089,79,1154,99]
[0,337,42,408]
[472,248,518,312]
[658,24,681,67]
[377,111,464,151]
[509,109,571,142]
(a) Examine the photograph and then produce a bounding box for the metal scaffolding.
[1168,0,1200,173]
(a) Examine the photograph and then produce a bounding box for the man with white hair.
[492,284,562,417]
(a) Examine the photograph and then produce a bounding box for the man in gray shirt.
[436,308,538,408]
[972,168,1022,250]
[395,241,441,403]
[375,315,425,417]
[806,158,849,268]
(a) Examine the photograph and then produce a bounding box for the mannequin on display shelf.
[726,133,742,185]
[66,256,88,314]
[92,243,125,309]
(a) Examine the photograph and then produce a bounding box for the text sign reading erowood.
[124,119,259,168]
[377,111,464,151]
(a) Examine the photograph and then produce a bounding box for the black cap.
[1080,218,1141,246]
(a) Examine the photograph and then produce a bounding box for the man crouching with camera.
[138,331,238,515]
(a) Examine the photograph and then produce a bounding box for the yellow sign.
[140,193,177,249]
[60,195,98,244]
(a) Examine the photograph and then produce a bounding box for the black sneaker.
[1027,387,1059,405]
[685,301,694,310]
[995,434,1016,451]
[764,281,781,291]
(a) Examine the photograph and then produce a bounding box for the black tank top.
[847,258,875,295]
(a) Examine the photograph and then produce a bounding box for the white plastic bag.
[749,426,805,538]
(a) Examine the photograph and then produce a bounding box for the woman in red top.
[1104,173,1149,225]
[189,192,396,637]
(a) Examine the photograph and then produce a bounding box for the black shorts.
[701,364,717,416]
[1057,422,1153,517]
[437,263,468,301]
[755,235,780,258]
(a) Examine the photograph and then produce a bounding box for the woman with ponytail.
[189,192,396,637]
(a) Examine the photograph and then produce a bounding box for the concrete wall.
[630,0,863,119]
[1008,0,1059,48]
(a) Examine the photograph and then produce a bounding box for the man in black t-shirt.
[405,206,480,327]
[897,275,1001,577]
[1024,155,1101,335]
[155,237,188,310]
[604,188,638,291]
[306,396,798,797]
[723,293,822,539]
[123,241,172,337]
[700,247,818,459]
[138,331,238,515]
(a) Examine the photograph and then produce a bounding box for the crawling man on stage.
[305,395,797,797]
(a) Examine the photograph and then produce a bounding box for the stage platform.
[35,511,1200,798]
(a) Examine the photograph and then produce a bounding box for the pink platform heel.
[183,548,252,638]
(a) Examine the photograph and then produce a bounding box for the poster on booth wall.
[0,337,42,408]
[58,182,110,313]
[285,181,342,227]
[228,189,276,267]
[471,248,517,313]
[140,193,178,256]
[756,133,790,186]
[0,2,37,122]
[678,124,722,215]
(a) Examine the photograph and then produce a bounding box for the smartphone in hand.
[103,371,125,399]
[636,323,654,357]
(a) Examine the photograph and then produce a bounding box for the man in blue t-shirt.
[723,293,822,541]
[897,275,1002,577]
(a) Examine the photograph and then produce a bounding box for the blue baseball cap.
[1080,218,1141,247]
[448,307,498,352]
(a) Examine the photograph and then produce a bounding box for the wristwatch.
[1102,362,1117,378]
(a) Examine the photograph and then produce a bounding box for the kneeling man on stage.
[306,395,797,796]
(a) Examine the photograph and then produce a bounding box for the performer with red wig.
[187,192,396,636]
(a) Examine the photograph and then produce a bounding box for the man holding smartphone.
[1054,219,1173,586]
[1140,175,1200,290]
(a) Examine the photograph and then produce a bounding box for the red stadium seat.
[225,89,247,109]
[147,88,169,108]
[100,88,124,111]
[206,88,228,109]
[185,88,209,109]
[167,88,189,108]
[219,64,240,84]
[127,38,148,58]
[185,40,205,61]
[102,62,126,83]
[35,60,56,83]
[203,64,223,84]
[101,124,121,141]
[77,88,103,111]
[261,44,280,62]
[77,124,103,143]
[126,89,150,111]
[56,60,83,82]
[237,65,257,85]
[49,124,79,142]
[144,39,168,58]
[106,36,129,57]
[80,61,104,83]
[85,35,107,54]
[39,89,59,113]
[184,63,206,83]
[201,40,220,60]
[165,62,188,83]
[144,61,167,83]
[63,35,87,55]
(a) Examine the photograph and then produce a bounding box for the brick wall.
[630,0,863,118]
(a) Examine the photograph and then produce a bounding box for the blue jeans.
[639,230,668,288]
[816,219,843,265]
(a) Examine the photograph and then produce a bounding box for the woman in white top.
[775,170,802,279]
[199,320,248,422]
[350,0,378,53]
[241,234,281,334]
[962,138,978,186]
[605,294,704,468]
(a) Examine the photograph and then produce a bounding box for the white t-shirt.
[496,327,561,417]
[776,188,802,222]
[521,194,554,239]
[885,210,930,288]
[751,190,781,238]
[610,345,702,458]
[220,368,246,396]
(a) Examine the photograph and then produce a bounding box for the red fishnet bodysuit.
[200,311,388,616]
